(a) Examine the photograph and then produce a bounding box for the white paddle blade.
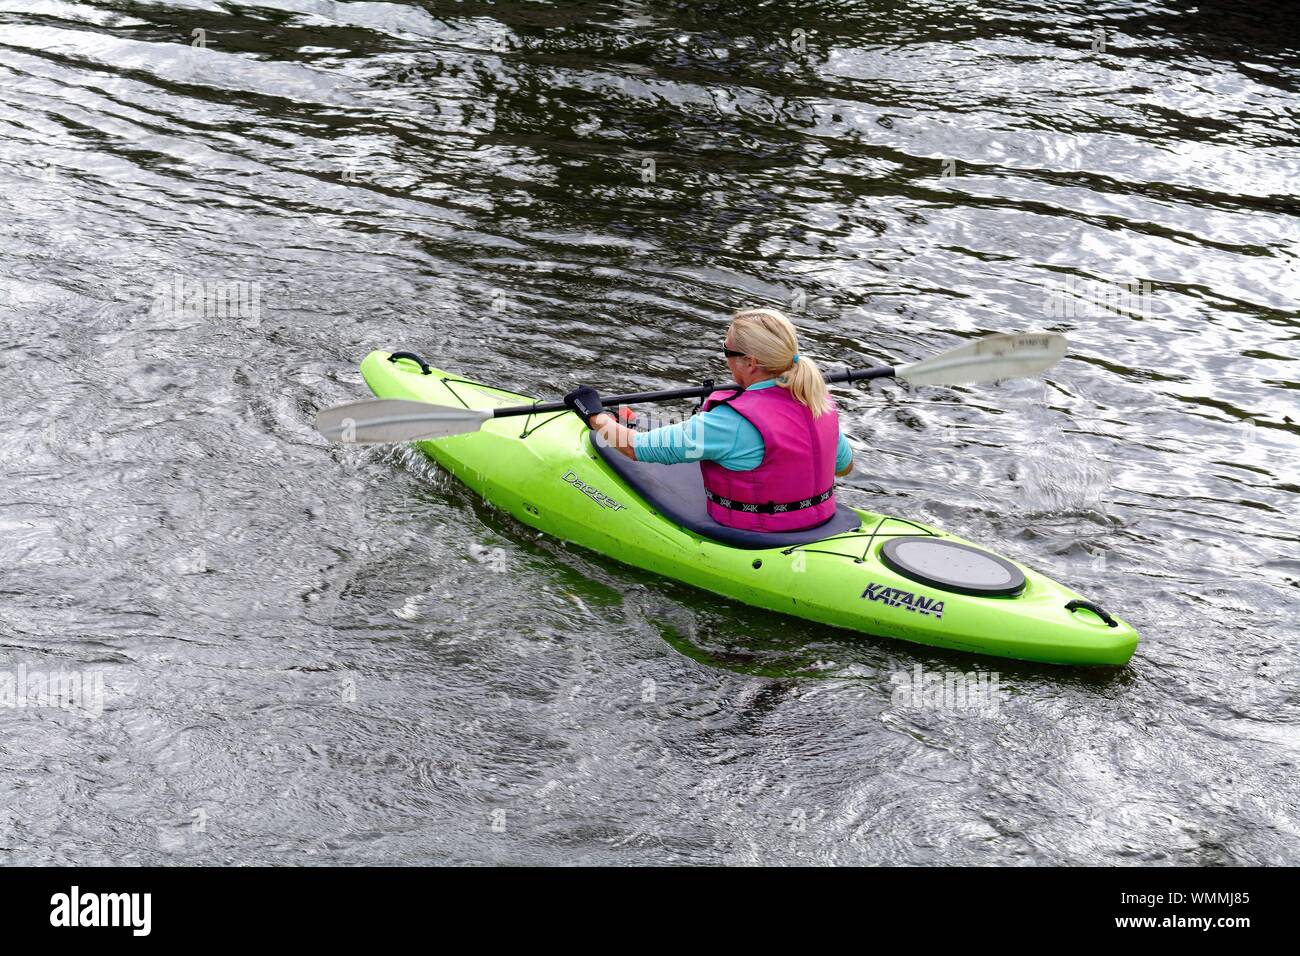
[896,331,1068,386]
[315,399,491,444]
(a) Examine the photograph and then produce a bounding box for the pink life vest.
[699,385,840,532]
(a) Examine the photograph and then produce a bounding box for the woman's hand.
[563,387,635,458]
[563,385,606,426]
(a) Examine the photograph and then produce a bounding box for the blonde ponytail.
[727,307,830,417]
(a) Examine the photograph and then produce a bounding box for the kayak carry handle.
[1066,600,1118,628]
[388,351,432,375]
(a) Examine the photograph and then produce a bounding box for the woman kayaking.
[563,308,853,533]
[321,326,1110,663]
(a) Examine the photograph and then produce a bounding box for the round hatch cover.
[880,538,1026,597]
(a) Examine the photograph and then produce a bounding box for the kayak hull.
[359,352,1139,666]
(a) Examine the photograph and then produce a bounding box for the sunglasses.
[723,346,746,358]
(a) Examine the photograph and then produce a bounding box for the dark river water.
[1,0,1297,865]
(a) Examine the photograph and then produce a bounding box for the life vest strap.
[703,486,834,514]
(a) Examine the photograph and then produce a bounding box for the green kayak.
[359,350,1139,666]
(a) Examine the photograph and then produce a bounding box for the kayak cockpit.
[591,431,861,549]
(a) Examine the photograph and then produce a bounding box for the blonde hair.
[727,307,830,417]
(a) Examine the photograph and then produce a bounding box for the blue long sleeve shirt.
[631,380,853,472]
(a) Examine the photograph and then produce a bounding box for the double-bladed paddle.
[315,330,1067,445]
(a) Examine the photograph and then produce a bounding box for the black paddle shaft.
[489,365,896,419]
